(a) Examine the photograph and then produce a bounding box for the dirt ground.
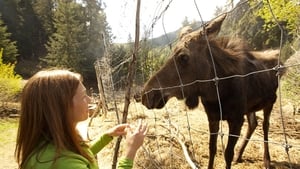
[87,97,300,169]
[1,97,300,169]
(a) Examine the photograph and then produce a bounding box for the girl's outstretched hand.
[105,124,130,137]
[124,119,148,160]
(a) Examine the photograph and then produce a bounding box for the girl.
[15,69,147,169]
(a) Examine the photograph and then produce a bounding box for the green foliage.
[32,0,54,37]
[41,1,111,85]
[140,47,169,82]
[17,0,45,60]
[109,40,169,88]
[43,1,88,72]
[220,2,266,49]
[80,0,112,81]
[246,0,300,108]
[110,43,131,89]
[0,0,52,78]
[1,0,112,85]
[0,48,22,102]
[0,10,21,101]
[252,0,300,36]
[282,52,300,107]
[280,39,300,62]
[221,1,296,51]
[0,15,18,63]
[236,12,272,49]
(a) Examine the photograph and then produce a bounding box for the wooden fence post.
[112,0,141,168]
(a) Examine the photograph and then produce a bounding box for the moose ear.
[204,13,227,37]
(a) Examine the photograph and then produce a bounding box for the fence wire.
[93,0,300,168]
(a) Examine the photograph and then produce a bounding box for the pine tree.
[17,0,44,59]
[81,0,113,81]
[0,0,21,61]
[0,15,18,64]
[32,0,54,36]
[44,1,88,73]
[31,0,55,57]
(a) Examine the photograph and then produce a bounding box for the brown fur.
[141,14,285,169]
[179,26,193,40]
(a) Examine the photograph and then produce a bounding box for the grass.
[0,118,18,143]
[0,118,19,169]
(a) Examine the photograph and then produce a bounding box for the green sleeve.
[117,157,133,169]
[90,134,113,155]
[89,135,134,169]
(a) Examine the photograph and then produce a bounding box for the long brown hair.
[15,69,94,168]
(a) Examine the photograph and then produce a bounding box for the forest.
[0,0,299,102]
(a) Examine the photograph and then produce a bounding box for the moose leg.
[225,118,243,169]
[262,104,273,169]
[235,112,258,162]
[208,121,219,169]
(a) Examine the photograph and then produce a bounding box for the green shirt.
[24,134,133,169]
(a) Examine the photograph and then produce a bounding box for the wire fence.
[93,0,300,168]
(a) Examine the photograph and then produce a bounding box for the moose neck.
[204,37,245,78]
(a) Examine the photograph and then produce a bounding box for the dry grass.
[1,97,299,169]
[89,98,300,169]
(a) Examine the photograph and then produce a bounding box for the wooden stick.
[112,0,141,168]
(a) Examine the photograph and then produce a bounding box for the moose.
[141,13,285,169]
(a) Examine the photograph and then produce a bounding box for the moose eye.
[178,54,189,66]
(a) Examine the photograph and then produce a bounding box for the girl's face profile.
[72,82,91,123]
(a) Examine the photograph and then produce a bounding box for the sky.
[103,0,236,43]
